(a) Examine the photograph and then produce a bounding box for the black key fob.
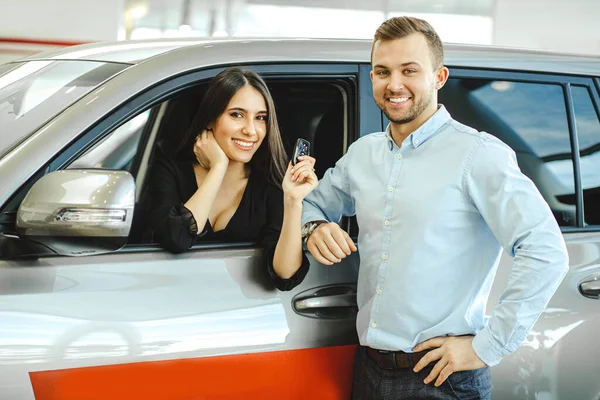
[292,138,311,166]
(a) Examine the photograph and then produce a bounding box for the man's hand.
[306,222,357,265]
[412,336,486,387]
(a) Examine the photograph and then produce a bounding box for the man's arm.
[413,135,568,387]
[467,135,569,365]
[302,150,358,264]
[302,150,355,226]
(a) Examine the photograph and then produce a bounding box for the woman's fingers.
[285,161,294,173]
[290,161,316,182]
[297,155,316,166]
[292,167,313,182]
[196,129,213,144]
[291,158,315,171]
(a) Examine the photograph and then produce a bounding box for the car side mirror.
[16,169,135,256]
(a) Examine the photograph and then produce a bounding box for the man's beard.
[378,88,433,125]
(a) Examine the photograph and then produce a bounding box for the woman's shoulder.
[148,156,196,190]
[152,155,191,174]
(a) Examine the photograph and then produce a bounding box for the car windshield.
[0,60,128,159]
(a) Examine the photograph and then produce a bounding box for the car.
[0,37,599,400]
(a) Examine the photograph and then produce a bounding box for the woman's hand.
[282,156,318,202]
[193,129,229,170]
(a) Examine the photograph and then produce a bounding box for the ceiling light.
[127,4,148,19]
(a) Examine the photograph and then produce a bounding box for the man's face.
[370,33,443,125]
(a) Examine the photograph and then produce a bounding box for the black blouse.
[146,157,309,290]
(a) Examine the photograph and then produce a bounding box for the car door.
[0,63,362,400]
[437,68,600,400]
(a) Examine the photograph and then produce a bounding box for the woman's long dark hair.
[178,67,287,188]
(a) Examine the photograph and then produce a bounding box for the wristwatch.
[301,220,326,246]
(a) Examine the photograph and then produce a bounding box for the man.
[301,16,569,399]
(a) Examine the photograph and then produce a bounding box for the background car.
[0,38,599,400]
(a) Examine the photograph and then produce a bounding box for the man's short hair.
[371,16,444,69]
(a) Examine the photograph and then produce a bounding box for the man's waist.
[362,345,429,369]
[357,298,488,340]
[359,318,483,353]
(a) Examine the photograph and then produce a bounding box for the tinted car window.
[68,109,151,171]
[572,85,600,225]
[471,82,570,158]
[62,76,351,245]
[440,79,576,227]
[0,60,127,159]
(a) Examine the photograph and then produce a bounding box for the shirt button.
[384,220,390,226]
[382,253,388,260]
[414,139,420,145]
[371,322,377,328]
[396,154,402,159]
[388,186,394,192]
[377,289,382,295]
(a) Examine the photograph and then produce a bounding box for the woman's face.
[211,84,268,164]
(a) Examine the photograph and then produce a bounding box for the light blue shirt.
[302,105,568,366]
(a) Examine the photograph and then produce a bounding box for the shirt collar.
[385,105,451,150]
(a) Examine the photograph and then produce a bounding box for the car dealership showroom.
[1,0,599,399]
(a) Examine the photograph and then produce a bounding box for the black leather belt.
[364,346,429,370]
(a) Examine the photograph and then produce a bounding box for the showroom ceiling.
[127,0,494,31]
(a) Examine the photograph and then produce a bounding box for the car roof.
[21,37,600,77]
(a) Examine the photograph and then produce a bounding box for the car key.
[292,138,311,166]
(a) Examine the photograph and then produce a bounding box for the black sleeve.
[262,184,310,291]
[146,158,205,253]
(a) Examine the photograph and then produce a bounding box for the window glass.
[68,110,151,170]
[0,60,127,158]
[471,81,569,158]
[440,79,576,226]
[65,77,350,244]
[571,85,600,226]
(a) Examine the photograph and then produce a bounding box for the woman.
[147,68,315,289]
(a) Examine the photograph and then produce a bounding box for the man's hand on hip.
[412,335,487,387]
[306,222,357,265]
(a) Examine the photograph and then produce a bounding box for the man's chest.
[349,151,472,224]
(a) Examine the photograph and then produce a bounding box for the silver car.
[0,38,599,400]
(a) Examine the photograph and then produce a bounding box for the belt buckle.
[376,350,396,370]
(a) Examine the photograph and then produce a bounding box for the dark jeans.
[351,346,493,400]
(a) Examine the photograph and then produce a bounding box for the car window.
[470,82,569,158]
[64,76,352,246]
[571,85,600,226]
[68,110,152,171]
[0,60,127,159]
[440,79,576,227]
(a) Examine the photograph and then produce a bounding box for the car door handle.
[579,278,600,299]
[295,293,356,310]
[293,285,357,319]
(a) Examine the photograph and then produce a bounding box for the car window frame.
[570,82,600,227]
[8,63,360,256]
[437,67,599,233]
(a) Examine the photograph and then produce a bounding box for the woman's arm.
[272,195,305,279]
[272,156,318,280]
[262,185,309,291]
[184,129,230,232]
[146,158,203,253]
[184,163,227,232]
